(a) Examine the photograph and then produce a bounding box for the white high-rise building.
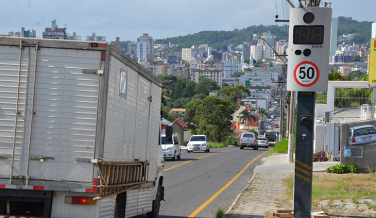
[182,48,192,62]
[330,18,339,56]
[251,44,263,61]
[137,33,154,63]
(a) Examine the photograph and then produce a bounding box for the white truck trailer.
[0,37,164,218]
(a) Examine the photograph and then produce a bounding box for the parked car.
[275,123,279,128]
[349,125,376,145]
[187,135,210,153]
[240,132,258,150]
[161,134,181,160]
[257,137,269,148]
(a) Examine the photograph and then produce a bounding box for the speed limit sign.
[287,7,332,92]
[294,61,319,87]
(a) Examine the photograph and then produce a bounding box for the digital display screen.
[293,25,324,45]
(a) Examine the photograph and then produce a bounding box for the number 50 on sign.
[294,61,320,87]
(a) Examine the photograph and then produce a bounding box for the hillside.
[155,16,372,51]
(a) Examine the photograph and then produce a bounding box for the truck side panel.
[0,44,101,183]
[125,187,153,218]
[103,57,138,161]
[103,56,161,163]
[147,82,162,180]
[0,45,29,178]
[27,48,100,182]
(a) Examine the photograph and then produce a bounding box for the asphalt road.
[156,146,269,217]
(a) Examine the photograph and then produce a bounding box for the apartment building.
[191,69,222,87]
[137,33,154,63]
[86,33,106,42]
[67,32,81,40]
[111,37,133,56]
[43,20,67,39]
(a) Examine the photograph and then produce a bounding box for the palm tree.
[258,108,268,122]
[239,109,257,130]
[328,68,347,81]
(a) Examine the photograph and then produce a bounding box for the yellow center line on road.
[163,148,238,172]
[188,149,271,217]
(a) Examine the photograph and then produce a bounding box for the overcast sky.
[1,0,375,42]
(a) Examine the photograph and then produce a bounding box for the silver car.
[257,137,269,148]
[349,125,376,145]
[240,132,258,150]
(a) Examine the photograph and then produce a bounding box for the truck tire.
[115,192,126,218]
[147,183,162,218]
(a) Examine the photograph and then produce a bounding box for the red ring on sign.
[293,61,320,87]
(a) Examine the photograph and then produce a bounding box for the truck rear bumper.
[0,189,53,218]
[240,143,257,147]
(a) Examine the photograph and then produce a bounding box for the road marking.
[163,149,237,172]
[188,149,270,217]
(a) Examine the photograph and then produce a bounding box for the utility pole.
[286,0,332,217]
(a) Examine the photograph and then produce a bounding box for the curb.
[225,172,258,214]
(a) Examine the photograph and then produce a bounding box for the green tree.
[197,96,239,142]
[184,98,204,132]
[235,85,250,99]
[194,76,220,95]
[347,71,366,81]
[231,72,245,78]
[328,68,347,81]
[244,58,250,64]
[239,109,257,130]
[217,85,250,103]
[185,96,239,142]
[172,97,193,108]
[192,93,207,100]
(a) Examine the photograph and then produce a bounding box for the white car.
[257,137,269,148]
[349,125,376,145]
[187,135,210,153]
[161,135,181,160]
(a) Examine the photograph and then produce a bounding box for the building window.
[120,69,127,97]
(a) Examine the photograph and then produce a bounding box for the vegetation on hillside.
[155,16,372,51]
[155,25,288,51]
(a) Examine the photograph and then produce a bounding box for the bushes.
[313,151,328,162]
[326,163,358,174]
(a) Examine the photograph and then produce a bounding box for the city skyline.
[1,0,375,42]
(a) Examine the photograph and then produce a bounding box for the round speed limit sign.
[293,61,320,87]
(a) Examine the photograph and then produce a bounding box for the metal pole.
[372,88,376,120]
[294,92,315,217]
[288,91,295,162]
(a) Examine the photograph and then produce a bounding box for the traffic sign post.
[286,5,332,218]
[287,7,332,92]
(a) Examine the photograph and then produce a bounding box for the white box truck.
[0,37,164,218]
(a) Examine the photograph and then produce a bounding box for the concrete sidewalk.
[225,154,338,218]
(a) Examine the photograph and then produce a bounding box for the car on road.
[240,132,258,150]
[161,134,181,160]
[349,125,376,145]
[187,135,210,153]
[257,137,269,148]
